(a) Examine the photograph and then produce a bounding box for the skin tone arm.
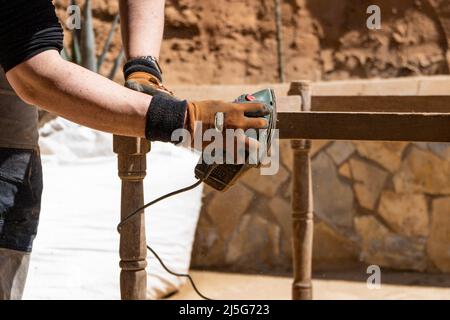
[6,1,166,138]
[119,0,166,59]
[6,50,151,138]
[6,0,166,138]
[6,1,265,142]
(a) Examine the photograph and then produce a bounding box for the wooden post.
[288,81,314,300]
[113,136,150,300]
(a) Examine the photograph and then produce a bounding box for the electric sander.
[195,88,277,191]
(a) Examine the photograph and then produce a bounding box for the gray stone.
[349,158,388,210]
[268,198,292,257]
[202,185,217,198]
[268,198,292,239]
[326,141,356,165]
[427,197,450,272]
[413,142,429,150]
[354,216,427,271]
[378,191,429,237]
[427,143,450,159]
[241,163,289,197]
[313,222,360,270]
[354,141,409,173]
[311,140,331,157]
[279,140,293,170]
[338,162,352,179]
[226,215,252,264]
[191,215,225,268]
[393,147,450,195]
[312,152,354,228]
[280,140,331,169]
[207,184,253,239]
[226,215,281,267]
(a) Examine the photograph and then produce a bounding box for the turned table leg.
[113,136,150,300]
[288,81,314,300]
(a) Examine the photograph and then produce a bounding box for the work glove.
[146,95,269,155]
[124,58,270,155]
[123,57,174,99]
[185,100,270,154]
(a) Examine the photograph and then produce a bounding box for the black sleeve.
[0,0,64,72]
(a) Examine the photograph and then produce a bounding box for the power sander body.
[195,88,277,191]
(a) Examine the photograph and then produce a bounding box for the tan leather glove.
[185,100,270,152]
[123,57,174,98]
[125,71,174,98]
[124,59,270,154]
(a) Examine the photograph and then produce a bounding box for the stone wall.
[187,76,450,274]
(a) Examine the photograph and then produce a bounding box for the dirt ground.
[171,270,450,300]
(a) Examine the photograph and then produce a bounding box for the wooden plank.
[277,96,450,113]
[311,96,450,113]
[278,112,450,142]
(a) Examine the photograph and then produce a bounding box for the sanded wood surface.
[311,96,450,113]
[278,111,450,142]
[277,95,450,113]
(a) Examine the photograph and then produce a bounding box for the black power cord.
[146,245,211,300]
[117,166,217,301]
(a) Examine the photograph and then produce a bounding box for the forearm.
[6,50,151,137]
[119,0,166,59]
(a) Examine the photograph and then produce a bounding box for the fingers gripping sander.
[195,88,277,191]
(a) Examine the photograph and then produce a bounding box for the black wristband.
[145,95,187,144]
[123,58,162,82]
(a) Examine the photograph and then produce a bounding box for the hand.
[185,100,270,154]
[125,71,174,99]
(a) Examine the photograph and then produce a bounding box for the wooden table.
[113,81,450,300]
[282,81,450,300]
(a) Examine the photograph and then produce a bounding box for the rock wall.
[188,77,450,274]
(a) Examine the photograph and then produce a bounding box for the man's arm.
[119,0,172,98]
[119,0,166,59]
[3,0,267,147]
[7,50,150,138]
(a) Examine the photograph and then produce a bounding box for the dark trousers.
[0,148,43,253]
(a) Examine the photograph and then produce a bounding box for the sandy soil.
[54,0,448,84]
[171,271,450,300]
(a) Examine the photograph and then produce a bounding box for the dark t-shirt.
[0,0,64,148]
[0,0,64,72]
[0,71,38,149]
